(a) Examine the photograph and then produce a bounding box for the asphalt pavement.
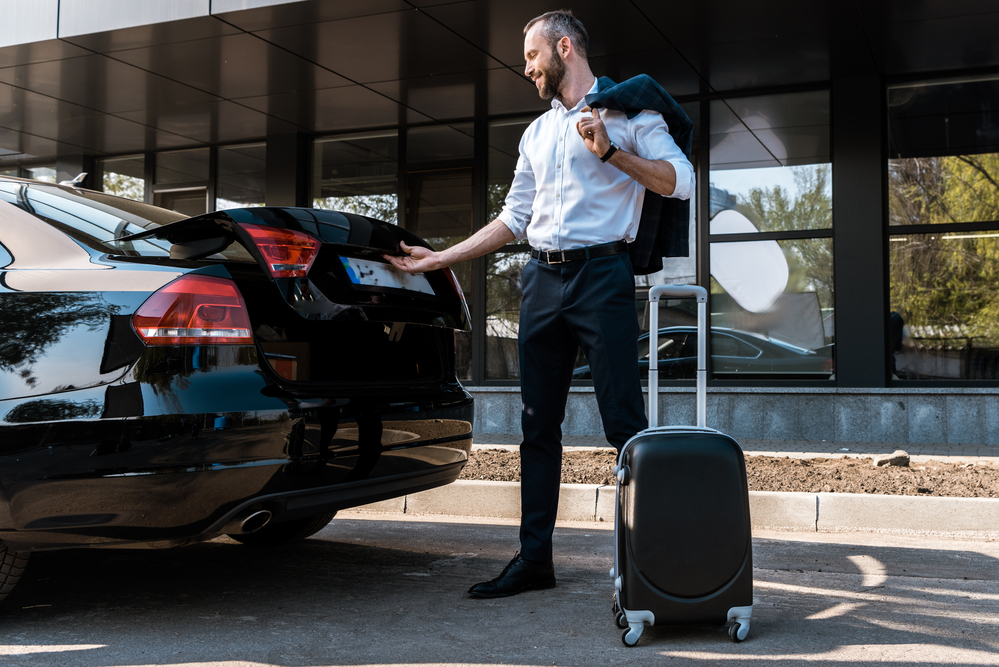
[2,514,997,666]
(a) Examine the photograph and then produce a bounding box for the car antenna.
[59,172,88,187]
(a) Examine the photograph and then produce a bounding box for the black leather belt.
[530,240,628,264]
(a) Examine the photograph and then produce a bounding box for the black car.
[573,327,834,380]
[0,176,473,602]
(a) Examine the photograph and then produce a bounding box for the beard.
[537,46,566,101]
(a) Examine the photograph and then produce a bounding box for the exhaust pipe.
[222,509,273,535]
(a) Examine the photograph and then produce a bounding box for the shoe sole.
[468,577,557,599]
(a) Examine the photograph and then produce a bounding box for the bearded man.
[386,9,694,598]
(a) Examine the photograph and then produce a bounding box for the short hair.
[524,10,589,59]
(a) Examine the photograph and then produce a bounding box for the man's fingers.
[591,108,600,120]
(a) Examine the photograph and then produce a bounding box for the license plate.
[339,256,435,295]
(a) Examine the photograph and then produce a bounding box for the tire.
[0,540,29,604]
[228,512,337,546]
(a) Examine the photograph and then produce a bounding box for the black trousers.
[517,252,647,562]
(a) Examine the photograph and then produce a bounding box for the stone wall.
[469,386,999,445]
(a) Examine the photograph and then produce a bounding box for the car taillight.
[239,222,320,278]
[132,274,253,345]
[442,267,468,305]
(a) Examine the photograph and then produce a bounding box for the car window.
[659,333,694,360]
[0,180,252,262]
[711,333,761,358]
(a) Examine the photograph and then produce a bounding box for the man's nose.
[524,62,533,77]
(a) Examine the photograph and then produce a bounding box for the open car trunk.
[122,207,468,386]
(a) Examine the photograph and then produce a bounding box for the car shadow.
[0,520,997,666]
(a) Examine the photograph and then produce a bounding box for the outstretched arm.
[576,107,678,196]
[384,218,516,274]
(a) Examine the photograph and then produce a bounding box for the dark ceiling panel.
[633,0,833,48]
[0,40,93,68]
[0,55,220,115]
[0,88,190,158]
[884,0,999,22]
[366,66,545,121]
[212,0,409,32]
[587,49,704,98]
[59,15,240,53]
[0,126,82,161]
[110,33,350,100]
[113,100,298,145]
[678,32,830,91]
[255,9,502,83]
[881,11,999,74]
[235,86,432,133]
[422,0,673,69]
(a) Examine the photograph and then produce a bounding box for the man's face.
[524,24,566,101]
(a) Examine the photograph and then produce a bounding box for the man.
[385,10,694,598]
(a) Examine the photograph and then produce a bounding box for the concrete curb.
[353,480,999,538]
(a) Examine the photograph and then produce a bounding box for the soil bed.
[458,449,999,498]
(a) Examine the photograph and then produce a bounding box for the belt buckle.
[548,249,565,264]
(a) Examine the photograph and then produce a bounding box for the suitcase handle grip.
[649,285,707,303]
[647,285,707,429]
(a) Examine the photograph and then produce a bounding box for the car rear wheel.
[227,512,337,546]
[0,540,29,604]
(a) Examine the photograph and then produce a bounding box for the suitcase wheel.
[728,622,748,642]
[615,611,628,629]
[622,624,643,646]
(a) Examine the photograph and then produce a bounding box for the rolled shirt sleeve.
[631,109,695,201]
[496,137,536,240]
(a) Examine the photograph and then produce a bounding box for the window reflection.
[217,143,266,210]
[102,155,145,203]
[708,89,833,380]
[313,131,398,224]
[710,238,834,375]
[888,76,999,381]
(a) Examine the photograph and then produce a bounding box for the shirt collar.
[550,77,599,112]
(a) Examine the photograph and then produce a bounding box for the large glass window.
[101,155,145,202]
[25,165,56,183]
[405,124,475,380]
[153,148,210,216]
[484,104,703,382]
[313,131,398,223]
[708,90,833,380]
[888,76,999,380]
[484,118,532,380]
[217,143,266,210]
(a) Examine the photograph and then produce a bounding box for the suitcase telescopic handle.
[647,285,708,429]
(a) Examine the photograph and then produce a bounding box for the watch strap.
[600,141,619,163]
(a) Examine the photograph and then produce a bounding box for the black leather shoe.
[468,554,556,598]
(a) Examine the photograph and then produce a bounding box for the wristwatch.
[600,141,619,163]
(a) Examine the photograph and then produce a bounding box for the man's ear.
[559,36,571,59]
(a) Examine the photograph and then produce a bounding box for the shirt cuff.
[665,160,694,200]
[496,212,527,240]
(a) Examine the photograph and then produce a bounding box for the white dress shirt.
[497,79,695,252]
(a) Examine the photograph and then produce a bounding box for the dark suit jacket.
[585,75,693,275]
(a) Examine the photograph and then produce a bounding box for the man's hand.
[576,107,610,158]
[384,241,443,274]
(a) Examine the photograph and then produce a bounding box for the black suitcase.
[611,284,753,646]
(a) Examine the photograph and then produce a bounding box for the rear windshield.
[0,179,251,261]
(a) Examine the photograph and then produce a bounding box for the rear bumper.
[0,392,473,552]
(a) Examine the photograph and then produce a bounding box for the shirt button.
[556,193,560,198]
[557,164,561,168]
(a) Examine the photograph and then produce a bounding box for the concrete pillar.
[831,74,888,387]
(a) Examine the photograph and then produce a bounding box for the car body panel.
[0,177,473,552]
